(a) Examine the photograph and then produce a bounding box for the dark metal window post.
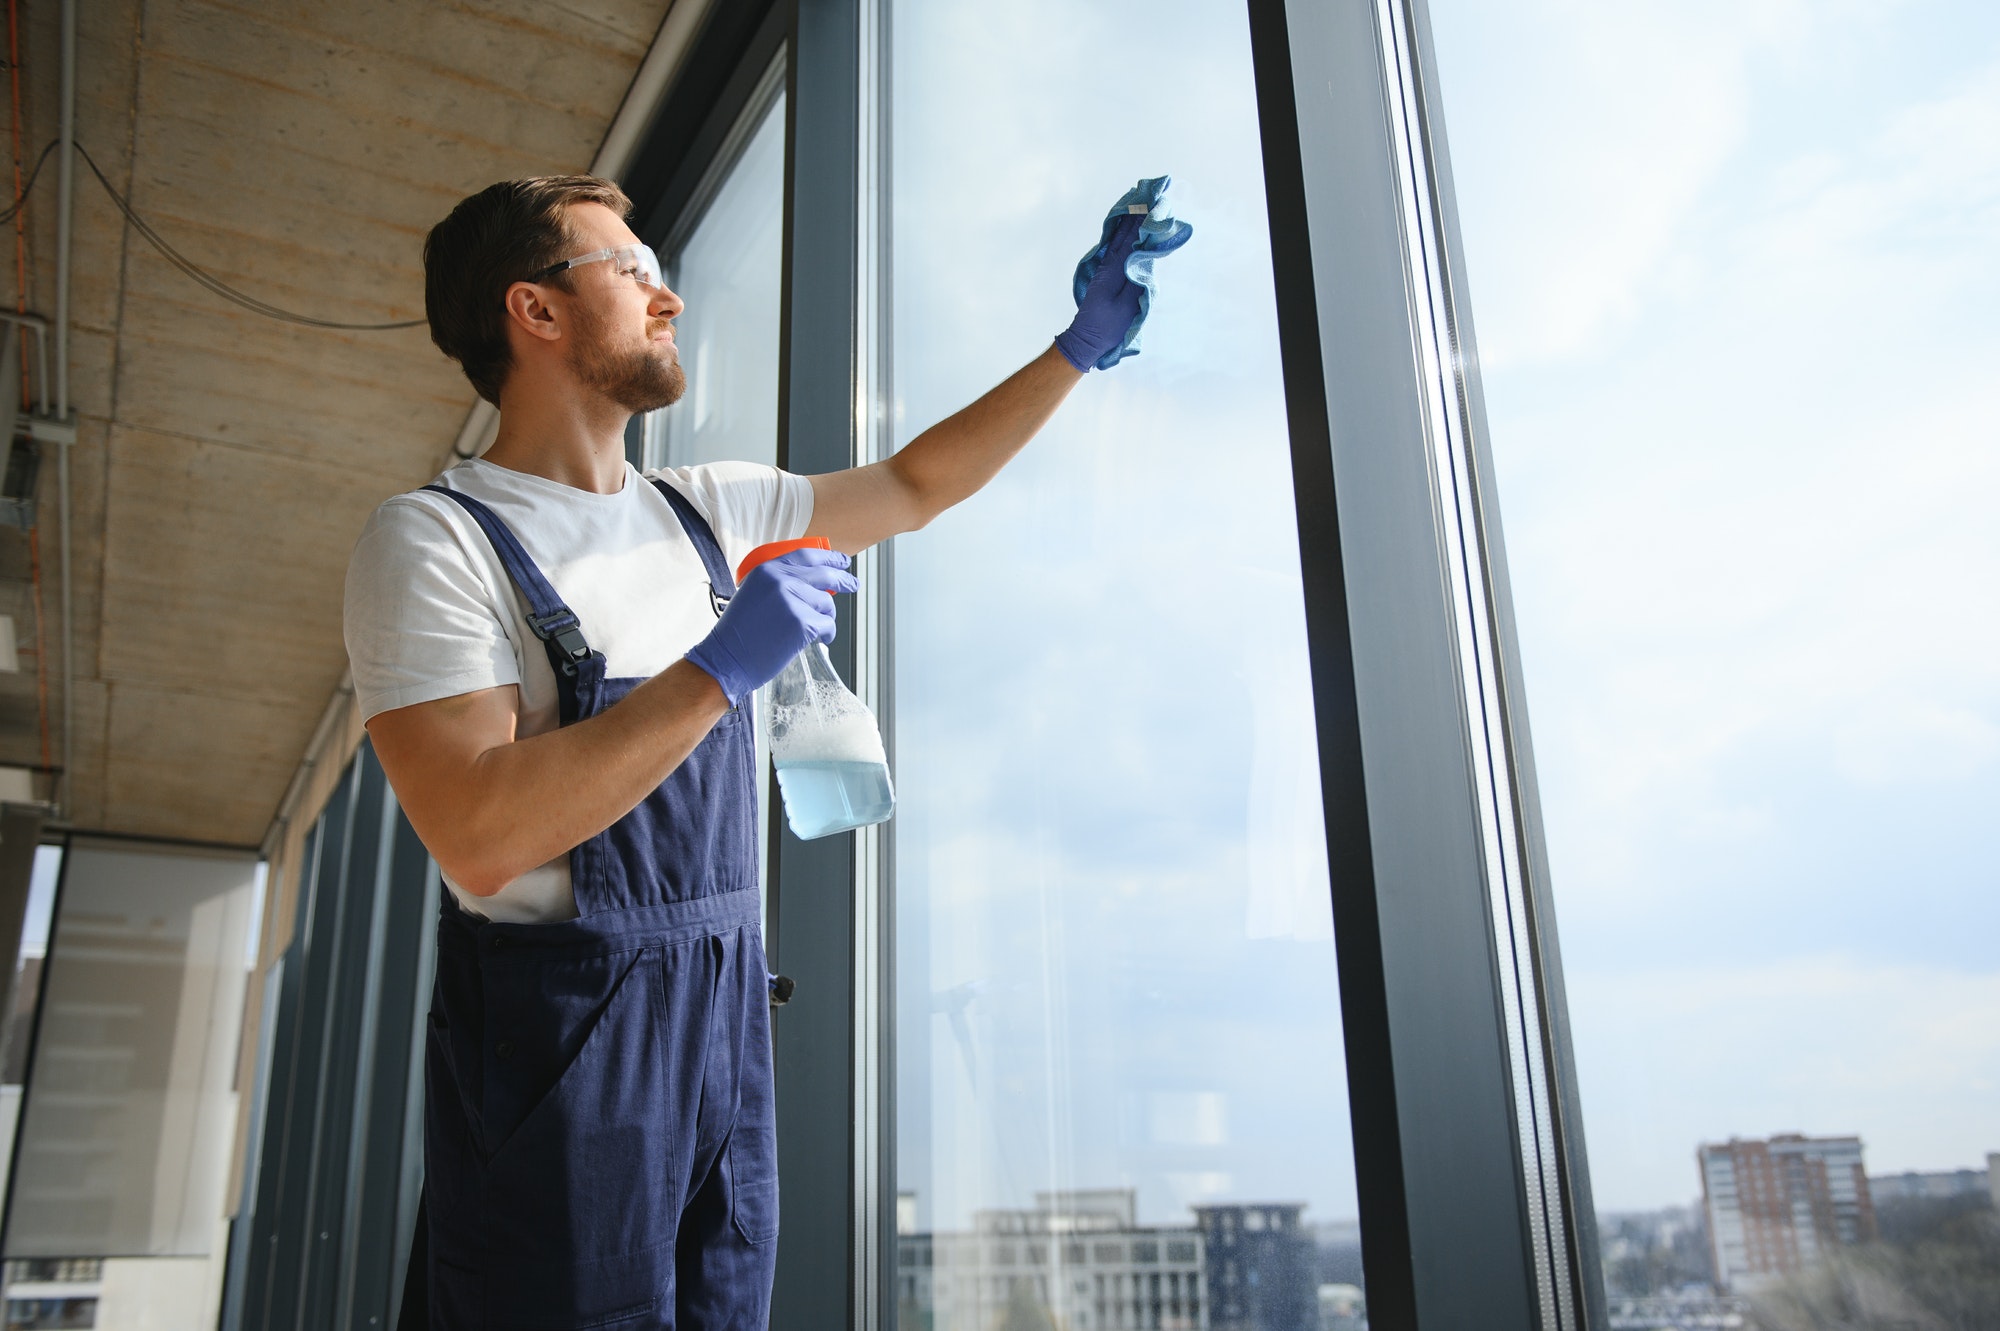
[1246,1,1605,1326]
[767,1,895,1326]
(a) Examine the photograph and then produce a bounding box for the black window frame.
[215,1,1609,1326]
[728,0,1607,1326]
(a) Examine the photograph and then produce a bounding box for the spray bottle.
[735,538,895,840]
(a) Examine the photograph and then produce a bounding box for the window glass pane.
[649,86,786,472]
[889,4,1360,1329]
[1428,0,2000,1311]
[0,845,63,1205]
[4,841,258,1260]
[644,82,788,904]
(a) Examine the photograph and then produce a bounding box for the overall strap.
[649,477,737,601]
[420,485,595,679]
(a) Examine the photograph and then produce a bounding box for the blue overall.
[418,478,777,1330]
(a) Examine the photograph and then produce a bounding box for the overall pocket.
[457,944,680,1325]
[725,1128,780,1247]
[478,947,639,1156]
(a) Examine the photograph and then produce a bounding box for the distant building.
[897,1188,1207,1330]
[1316,1282,1365,1331]
[1597,1204,1713,1296]
[1991,1154,2000,1212]
[1194,1203,1316,1331]
[1698,1134,1877,1292]
[1869,1166,1990,1204]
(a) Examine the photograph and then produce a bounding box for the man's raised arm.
[806,209,1160,553]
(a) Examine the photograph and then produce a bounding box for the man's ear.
[503,281,564,344]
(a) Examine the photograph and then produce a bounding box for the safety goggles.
[527,242,667,292]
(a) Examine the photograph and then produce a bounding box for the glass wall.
[646,76,787,473]
[639,69,789,913]
[888,2,1359,1327]
[4,840,258,1261]
[1427,0,2000,1318]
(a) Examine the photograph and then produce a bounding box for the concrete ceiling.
[0,0,676,844]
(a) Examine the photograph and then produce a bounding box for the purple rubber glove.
[1053,213,1144,373]
[686,549,856,707]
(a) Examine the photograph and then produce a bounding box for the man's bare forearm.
[373,661,731,896]
[894,344,1083,517]
[807,345,1084,551]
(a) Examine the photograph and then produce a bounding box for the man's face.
[556,203,686,413]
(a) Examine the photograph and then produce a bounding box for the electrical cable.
[73,142,427,332]
[8,0,29,307]
[0,140,53,229]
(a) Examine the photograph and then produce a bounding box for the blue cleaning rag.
[1070,175,1195,370]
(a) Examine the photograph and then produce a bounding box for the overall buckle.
[526,609,592,677]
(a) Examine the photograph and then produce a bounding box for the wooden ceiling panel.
[130,60,560,207]
[103,681,315,844]
[105,192,432,327]
[143,1,625,174]
[193,0,657,100]
[106,348,458,487]
[99,422,418,702]
[110,285,461,474]
[65,679,111,831]
[135,117,465,266]
[2,0,679,845]
[459,0,664,50]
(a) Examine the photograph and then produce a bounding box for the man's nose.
[650,283,684,319]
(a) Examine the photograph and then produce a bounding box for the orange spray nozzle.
[734,536,834,587]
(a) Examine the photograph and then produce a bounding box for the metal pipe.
[446,397,497,462]
[54,0,74,819]
[589,0,714,179]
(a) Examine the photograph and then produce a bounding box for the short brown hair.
[422,176,634,405]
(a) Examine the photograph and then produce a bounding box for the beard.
[568,306,687,413]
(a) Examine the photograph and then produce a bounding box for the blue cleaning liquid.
[774,759,896,840]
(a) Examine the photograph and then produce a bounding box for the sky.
[885,0,1356,1232]
[751,0,2000,1234]
[1425,0,2000,1207]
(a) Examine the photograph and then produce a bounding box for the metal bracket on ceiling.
[23,417,75,447]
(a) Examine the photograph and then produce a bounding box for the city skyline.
[1427,0,2000,1209]
[886,0,1998,1239]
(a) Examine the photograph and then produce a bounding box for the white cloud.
[1433,0,1785,365]
[1477,49,2000,932]
[1569,956,2000,1209]
[1439,0,2000,1206]
[1431,0,1967,368]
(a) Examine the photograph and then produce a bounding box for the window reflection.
[888,2,1360,1327]
[4,842,258,1261]
[646,81,785,473]
[1428,0,2000,1319]
[640,80,788,906]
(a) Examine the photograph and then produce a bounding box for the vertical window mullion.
[852,0,896,1325]
[768,2,868,1327]
[1246,0,1600,1325]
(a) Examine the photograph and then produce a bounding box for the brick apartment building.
[1699,1134,1877,1291]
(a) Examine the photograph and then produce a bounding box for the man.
[345,175,1170,1329]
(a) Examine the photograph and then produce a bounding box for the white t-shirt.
[343,457,814,923]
